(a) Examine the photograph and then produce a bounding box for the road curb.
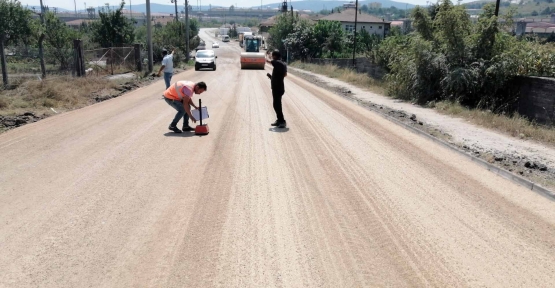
[361,100,555,201]
[288,68,555,201]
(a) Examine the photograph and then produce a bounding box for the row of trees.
[268,15,384,60]
[1,0,199,86]
[319,5,408,19]
[268,0,555,112]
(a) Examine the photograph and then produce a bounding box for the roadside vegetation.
[272,0,555,146]
[290,62,385,94]
[0,76,118,116]
[1,0,197,130]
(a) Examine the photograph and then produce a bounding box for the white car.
[212,42,219,48]
[194,50,217,71]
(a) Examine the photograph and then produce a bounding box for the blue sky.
[19,0,437,11]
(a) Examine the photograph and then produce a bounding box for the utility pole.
[172,0,178,21]
[494,0,501,16]
[146,0,153,72]
[185,0,190,62]
[352,0,358,67]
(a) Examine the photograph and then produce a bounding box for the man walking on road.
[163,81,207,133]
[266,50,287,128]
[158,49,174,89]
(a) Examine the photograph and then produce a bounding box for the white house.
[317,8,391,38]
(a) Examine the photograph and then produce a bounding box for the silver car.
[194,50,217,71]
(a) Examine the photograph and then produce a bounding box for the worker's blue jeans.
[164,72,173,89]
[165,98,190,127]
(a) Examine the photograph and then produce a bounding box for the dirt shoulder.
[289,67,555,191]
[0,68,187,133]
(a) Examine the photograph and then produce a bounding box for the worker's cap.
[162,49,168,54]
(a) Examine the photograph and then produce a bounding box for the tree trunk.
[39,0,46,79]
[38,34,46,79]
[0,35,8,87]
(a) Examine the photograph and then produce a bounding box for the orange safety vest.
[164,81,195,101]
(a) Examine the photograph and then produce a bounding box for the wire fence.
[83,46,137,76]
[3,43,142,85]
[5,46,75,80]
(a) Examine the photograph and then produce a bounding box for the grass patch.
[434,101,555,146]
[290,61,385,94]
[0,76,120,117]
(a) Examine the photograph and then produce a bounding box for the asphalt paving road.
[1,29,555,287]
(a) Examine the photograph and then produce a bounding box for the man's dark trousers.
[272,89,285,122]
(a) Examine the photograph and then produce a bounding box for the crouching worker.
[164,81,207,133]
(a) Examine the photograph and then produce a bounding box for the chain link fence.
[5,45,75,80]
[83,46,136,76]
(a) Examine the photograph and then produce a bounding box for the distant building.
[65,19,96,29]
[369,2,382,9]
[259,14,316,32]
[343,1,357,9]
[317,8,390,38]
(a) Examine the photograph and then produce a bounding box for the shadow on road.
[163,132,198,138]
[268,127,290,133]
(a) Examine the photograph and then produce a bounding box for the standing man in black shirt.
[266,50,288,128]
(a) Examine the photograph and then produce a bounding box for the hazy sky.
[19,0,436,11]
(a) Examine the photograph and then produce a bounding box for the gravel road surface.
[1,29,555,287]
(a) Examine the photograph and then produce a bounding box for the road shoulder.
[288,66,555,193]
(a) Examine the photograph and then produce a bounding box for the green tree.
[471,4,498,61]
[268,14,296,54]
[284,19,318,61]
[312,20,344,58]
[531,10,538,16]
[90,1,135,47]
[134,25,147,45]
[358,29,382,59]
[43,12,77,70]
[152,18,199,63]
[435,0,471,66]
[361,4,369,13]
[0,0,33,86]
[412,6,434,41]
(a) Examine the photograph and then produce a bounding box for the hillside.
[464,0,555,18]
[123,1,415,14]
[260,1,416,11]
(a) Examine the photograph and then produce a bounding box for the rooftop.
[318,8,389,23]
[65,19,96,26]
